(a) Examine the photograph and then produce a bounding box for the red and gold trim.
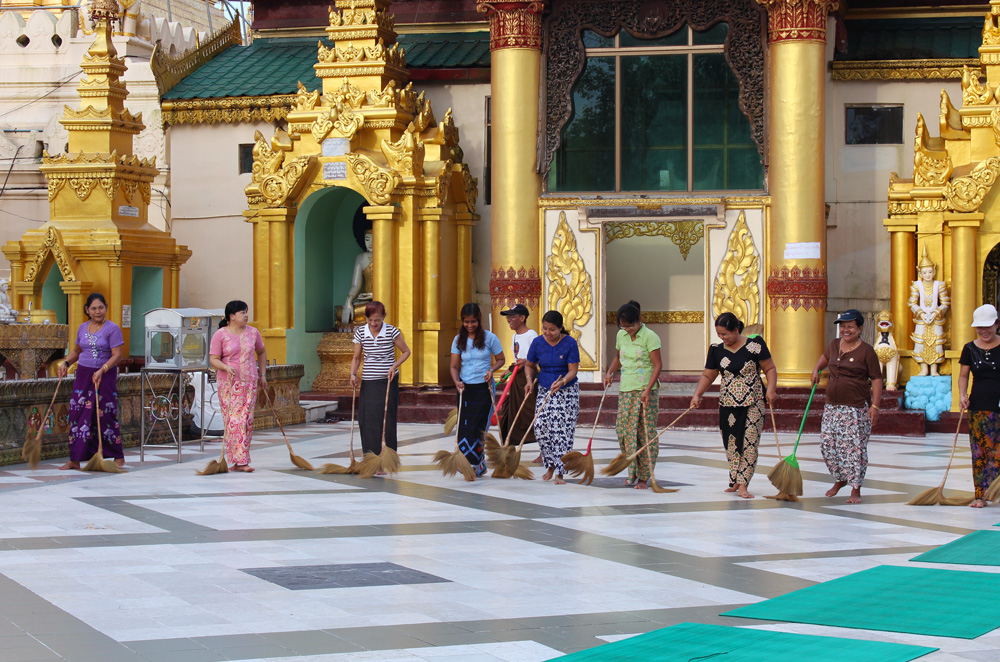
[490,266,541,310]
[756,0,837,43]
[477,1,546,51]
[766,265,828,311]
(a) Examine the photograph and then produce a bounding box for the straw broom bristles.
[484,433,503,467]
[986,474,1000,502]
[444,408,458,435]
[909,408,973,506]
[320,385,360,474]
[765,405,801,502]
[263,388,315,471]
[602,406,694,476]
[562,382,610,486]
[360,373,402,478]
[83,393,123,473]
[197,443,229,475]
[22,375,62,469]
[434,391,476,481]
[493,378,536,479]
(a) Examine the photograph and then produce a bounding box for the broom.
[433,391,476,481]
[490,365,517,426]
[82,391,123,473]
[22,375,62,469]
[767,381,816,497]
[197,442,229,475]
[319,385,359,474]
[492,378,537,478]
[483,380,503,467]
[561,381,611,486]
[908,408,973,506]
[359,372,401,478]
[602,406,694,476]
[505,381,561,476]
[263,387,315,470]
[764,404,802,502]
[641,404,678,493]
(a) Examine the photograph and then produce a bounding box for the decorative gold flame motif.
[546,212,596,369]
[712,210,760,327]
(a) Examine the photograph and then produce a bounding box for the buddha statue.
[0,279,17,324]
[909,246,949,376]
[339,229,373,329]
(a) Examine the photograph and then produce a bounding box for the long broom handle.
[454,390,464,452]
[516,376,562,451]
[263,387,294,454]
[641,404,659,481]
[769,404,783,457]
[349,384,357,460]
[936,408,966,489]
[95,390,103,457]
[790,381,819,457]
[583,382,612,456]
[380,370,395,449]
[34,375,63,441]
[626,405,694,462]
[494,364,519,418]
[503,377,537,446]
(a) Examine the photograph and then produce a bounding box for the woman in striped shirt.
[350,301,411,458]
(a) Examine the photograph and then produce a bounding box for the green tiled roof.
[164,32,489,101]
[836,17,983,61]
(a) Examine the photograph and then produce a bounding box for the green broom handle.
[790,380,819,457]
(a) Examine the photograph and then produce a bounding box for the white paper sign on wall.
[118,205,139,218]
[323,161,347,180]
[322,138,350,157]
[122,304,131,329]
[783,242,821,260]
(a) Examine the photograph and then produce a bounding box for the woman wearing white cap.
[811,309,883,504]
[958,304,1000,508]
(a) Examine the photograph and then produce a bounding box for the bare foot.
[114,458,125,468]
[737,485,754,499]
[846,487,862,504]
[554,474,566,485]
[542,468,553,481]
[625,478,635,486]
[634,480,648,490]
[971,498,988,508]
[724,485,738,493]
[59,461,80,471]
[532,455,543,464]
[231,464,255,473]
[825,480,847,498]
[375,470,386,476]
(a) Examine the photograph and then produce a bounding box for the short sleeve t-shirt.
[822,339,882,407]
[616,325,661,392]
[512,329,538,361]
[352,322,401,380]
[960,341,1000,412]
[527,334,580,391]
[705,336,771,407]
[76,321,124,369]
[210,325,265,383]
[451,330,503,384]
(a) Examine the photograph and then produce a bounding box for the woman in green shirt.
[604,301,662,488]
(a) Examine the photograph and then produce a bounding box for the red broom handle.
[491,365,519,425]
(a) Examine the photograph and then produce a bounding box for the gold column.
[170,264,180,308]
[365,204,399,327]
[885,219,916,350]
[262,208,294,330]
[759,0,836,386]
[479,1,544,353]
[245,211,270,328]
[417,207,446,386]
[455,211,475,309]
[947,213,982,350]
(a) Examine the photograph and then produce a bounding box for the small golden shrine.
[1,0,190,351]
[884,0,1000,405]
[245,0,478,388]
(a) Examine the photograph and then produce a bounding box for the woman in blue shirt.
[524,310,580,484]
[450,303,505,477]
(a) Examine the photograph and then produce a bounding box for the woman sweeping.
[811,309,882,504]
[958,304,1000,507]
[604,301,662,489]
[57,293,125,470]
[524,311,580,484]
[209,300,268,472]
[450,303,505,478]
[350,301,411,468]
[691,312,777,499]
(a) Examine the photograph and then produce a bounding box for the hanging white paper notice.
[783,242,821,260]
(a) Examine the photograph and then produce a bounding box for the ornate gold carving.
[246,130,312,207]
[311,108,334,143]
[460,163,478,213]
[477,1,545,50]
[367,80,397,108]
[436,160,453,204]
[992,106,1000,147]
[345,153,400,204]
[985,12,1000,46]
[831,59,979,81]
[962,65,995,106]
[945,156,1000,212]
[333,104,365,139]
[69,177,99,201]
[546,212,596,369]
[712,210,760,326]
[757,0,838,43]
[326,77,367,110]
[913,113,953,187]
[161,95,295,126]
[490,266,541,310]
[605,310,704,324]
[380,123,424,176]
[604,221,705,260]
[151,19,242,96]
[295,81,320,112]
[22,227,78,283]
[413,91,435,133]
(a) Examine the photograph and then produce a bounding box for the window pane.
[550,56,615,192]
[621,55,687,192]
[620,28,688,47]
[692,53,762,191]
[582,29,613,48]
[692,22,728,45]
[845,106,904,144]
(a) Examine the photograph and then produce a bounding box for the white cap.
[972,304,999,328]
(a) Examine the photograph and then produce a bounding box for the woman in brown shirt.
[810,309,883,504]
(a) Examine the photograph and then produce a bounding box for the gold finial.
[917,244,935,270]
[90,0,121,25]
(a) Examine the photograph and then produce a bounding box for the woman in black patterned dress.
[691,313,778,499]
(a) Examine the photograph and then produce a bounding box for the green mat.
[723,565,1000,639]
[555,622,935,661]
[911,530,1000,566]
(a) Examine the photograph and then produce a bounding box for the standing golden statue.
[908,246,950,375]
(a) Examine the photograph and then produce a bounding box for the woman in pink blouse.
[209,300,268,472]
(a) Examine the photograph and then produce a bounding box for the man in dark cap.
[499,304,538,451]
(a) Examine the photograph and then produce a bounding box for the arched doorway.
[985,242,1000,312]
[286,187,368,386]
